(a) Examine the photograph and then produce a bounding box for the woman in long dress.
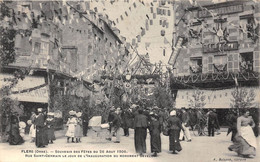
[228,109,257,157]
[8,115,24,145]
[66,111,77,143]
[149,113,161,157]
[167,110,184,154]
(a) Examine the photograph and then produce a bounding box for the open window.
[240,52,253,72]
[190,57,202,74]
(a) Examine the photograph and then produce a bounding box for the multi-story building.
[0,1,129,117]
[168,0,260,125]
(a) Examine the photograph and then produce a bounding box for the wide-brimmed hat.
[170,110,176,116]
[47,112,55,116]
[37,108,43,112]
[76,112,82,117]
[69,110,76,116]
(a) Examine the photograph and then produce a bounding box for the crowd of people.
[3,105,258,158]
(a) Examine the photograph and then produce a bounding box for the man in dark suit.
[208,109,219,137]
[134,108,148,155]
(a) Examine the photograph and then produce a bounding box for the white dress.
[66,117,77,137]
[29,124,36,138]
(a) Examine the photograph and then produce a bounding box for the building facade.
[0,1,129,117]
[168,0,260,123]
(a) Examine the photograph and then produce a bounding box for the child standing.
[46,112,56,144]
[75,112,83,143]
[66,111,77,143]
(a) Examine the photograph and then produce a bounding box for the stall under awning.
[0,74,48,103]
[175,87,260,109]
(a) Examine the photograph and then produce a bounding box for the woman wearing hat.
[66,111,77,143]
[149,113,161,157]
[35,108,48,148]
[167,110,184,154]
[46,112,56,144]
[75,112,83,143]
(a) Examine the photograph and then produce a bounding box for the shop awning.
[175,87,260,109]
[0,74,48,103]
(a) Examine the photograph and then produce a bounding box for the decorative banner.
[168,36,184,65]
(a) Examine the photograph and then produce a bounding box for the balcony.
[170,70,259,89]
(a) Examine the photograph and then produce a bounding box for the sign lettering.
[202,42,239,53]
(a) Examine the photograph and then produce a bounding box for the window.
[214,55,227,72]
[40,41,49,55]
[253,51,260,72]
[34,42,41,54]
[227,53,239,72]
[208,56,213,73]
[240,52,253,72]
[190,57,202,73]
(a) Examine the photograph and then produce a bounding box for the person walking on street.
[149,113,161,157]
[208,109,219,137]
[121,107,133,137]
[168,110,184,154]
[106,107,116,141]
[228,109,257,158]
[134,108,148,155]
[46,112,55,144]
[108,108,121,143]
[180,107,192,142]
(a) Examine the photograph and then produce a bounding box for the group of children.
[66,110,83,143]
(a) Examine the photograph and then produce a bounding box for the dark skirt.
[8,124,24,145]
[35,126,48,147]
[47,127,56,141]
[228,135,256,156]
[134,127,147,154]
[150,130,161,153]
[169,129,182,152]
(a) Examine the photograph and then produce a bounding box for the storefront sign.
[168,36,184,65]
[198,4,243,18]
[203,41,239,53]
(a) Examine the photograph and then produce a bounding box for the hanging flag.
[137,35,141,42]
[153,13,156,19]
[145,19,149,30]
[141,28,145,36]
[116,18,119,23]
[145,42,151,50]
[163,49,166,56]
[157,8,160,14]
[133,2,137,8]
[164,37,169,44]
[120,15,123,20]
[150,19,153,25]
[151,2,154,6]
[150,7,153,13]
[168,10,171,16]
[160,19,162,25]
[125,11,128,16]
[129,6,132,11]
[132,38,136,46]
